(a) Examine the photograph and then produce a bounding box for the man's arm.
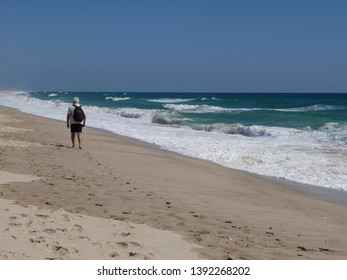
[66,109,70,128]
[83,112,86,127]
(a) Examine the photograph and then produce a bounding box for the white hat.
[72,97,80,104]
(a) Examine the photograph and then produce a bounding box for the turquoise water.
[33,91,347,135]
[1,91,347,190]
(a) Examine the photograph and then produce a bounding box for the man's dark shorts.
[71,124,83,133]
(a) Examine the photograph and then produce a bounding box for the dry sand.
[1,105,347,260]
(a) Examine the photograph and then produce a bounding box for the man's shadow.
[54,144,69,148]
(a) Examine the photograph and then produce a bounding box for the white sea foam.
[147,98,194,103]
[1,91,347,191]
[105,97,130,102]
[163,103,295,114]
[192,123,271,137]
[163,104,244,113]
[164,103,346,114]
[317,123,347,144]
[273,104,346,112]
[151,112,187,125]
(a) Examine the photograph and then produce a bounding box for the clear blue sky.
[1,0,346,92]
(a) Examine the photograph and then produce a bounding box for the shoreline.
[264,175,347,206]
[63,109,347,207]
[15,100,343,206]
[1,105,347,259]
[1,91,346,193]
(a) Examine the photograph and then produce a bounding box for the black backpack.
[73,105,85,122]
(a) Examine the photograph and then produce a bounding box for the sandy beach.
[1,105,347,260]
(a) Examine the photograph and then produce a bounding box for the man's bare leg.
[77,132,82,149]
[71,132,76,148]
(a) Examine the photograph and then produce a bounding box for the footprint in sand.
[197,230,210,235]
[73,224,83,232]
[8,216,22,227]
[77,236,90,241]
[129,241,140,247]
[110,215,127,221]
[109,251,119,258]
[30,236,45,244]
[117,242,128,248]
[52,245,69,256]
[43,229,56,234]
[35,214,49,219]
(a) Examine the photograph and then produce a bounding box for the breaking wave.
[163,104,242,113]
[105,97,130,102]
[274,104,346,112]
[151,112,186,125]
[147,98,194,103]
[191,123,271,137]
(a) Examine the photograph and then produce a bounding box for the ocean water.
[1,91,347,191]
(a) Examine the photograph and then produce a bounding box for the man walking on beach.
[66,97,86,149]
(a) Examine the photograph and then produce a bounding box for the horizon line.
[1,89,347,94]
